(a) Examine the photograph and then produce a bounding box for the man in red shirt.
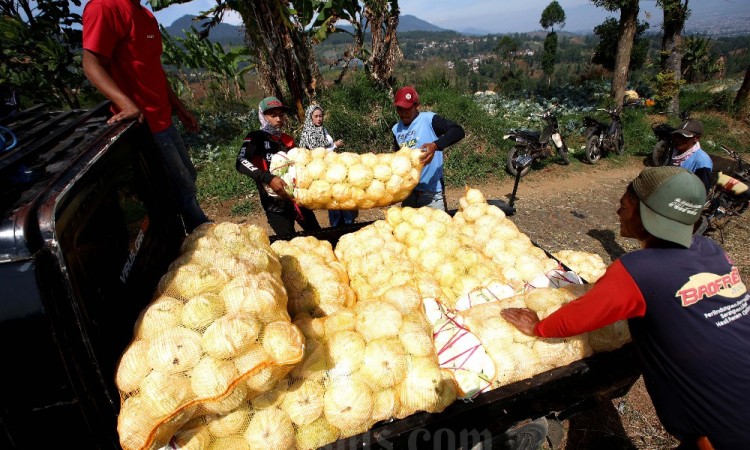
[502,167,750,449]
[82,0,209,232]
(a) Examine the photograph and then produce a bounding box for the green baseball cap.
[631,166,706,248]
[259,96,290,114]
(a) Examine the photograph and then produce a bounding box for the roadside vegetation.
[3,0,749,218]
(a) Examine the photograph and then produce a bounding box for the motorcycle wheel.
[613,125,625,155]
[651,141,671,167]
[712,197,749,230]
[557,143,570,165]
[693,216,709,236]
[506,144,532,177]
[585,135,602,164]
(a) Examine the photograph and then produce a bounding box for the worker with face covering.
[299,104,356,227]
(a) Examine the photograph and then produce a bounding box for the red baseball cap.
[394,86,419,108]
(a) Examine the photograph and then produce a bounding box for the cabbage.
[182,293,226,331]
[355,301,403,341]
[134,296,184,340]
[201,315,260,359]
[326,330,366,374]
[360,338,408,389]
[190,356,239,398]
[281,379,325,426]
[243,407,296,449]
[206,409,251,437]
[323,378,373,432]
[295,417,340,450]
[146,327,202,373]
[140,371,193,417]
[116,339,152,394]
[262,321,304,365]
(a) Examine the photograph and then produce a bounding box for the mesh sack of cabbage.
[166,287,457,450]
[552,250,608,283]
[263,151,296,198]
[271,236,357,318]
[422,298,496,400]
[461,285,630,388]
[114,222,305,450]
[287,146,424,210]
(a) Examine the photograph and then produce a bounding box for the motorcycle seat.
[516,130,541,141]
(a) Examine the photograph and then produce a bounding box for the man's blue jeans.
[152,125,208,231]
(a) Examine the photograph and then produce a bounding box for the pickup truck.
[0,103,640,449]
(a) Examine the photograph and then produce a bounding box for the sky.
[108,0,743,35]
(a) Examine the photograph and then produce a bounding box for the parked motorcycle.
[581,107,624,164]
[650,110,691,166]
[504,109,569,177]
[694,145,750,241]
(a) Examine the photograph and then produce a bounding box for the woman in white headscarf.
[299,104,356,227]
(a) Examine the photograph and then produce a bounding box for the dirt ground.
[204,154,750,449]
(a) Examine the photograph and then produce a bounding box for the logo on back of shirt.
[676,267,746,306]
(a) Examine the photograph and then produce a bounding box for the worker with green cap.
[502,166,750,449]
[236,96,321,236]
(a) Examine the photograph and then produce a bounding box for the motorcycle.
[693,145,750,241]
[581,107,624,164]
[650,110,691,166]
[504,109,569,177]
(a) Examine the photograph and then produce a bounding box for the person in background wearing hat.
[670,119,713,193]
[299,104,356,227]
[82,0,210,232]
[392,86,465,210]
[502,166,750,450]
[236,97,321,236]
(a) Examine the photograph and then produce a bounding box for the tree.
[591,0,640,108]
[735,65,750,118]
[540,1,566,32]
[0,0,87,108]
[592,17,649,72]
[310,0,402,90]
[658,0,690,114]
[495,36,520,66]
[681,34,720,83]
[539,1,566,84]
[152,0,322,120]
[542,32,558,82]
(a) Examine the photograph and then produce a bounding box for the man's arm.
[418,115,465,165]
[502,260,647,337]
[166,82,199,133]
[82,49,143,125]
[431,115,465,150]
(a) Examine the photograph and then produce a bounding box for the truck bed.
[274,223,640,449]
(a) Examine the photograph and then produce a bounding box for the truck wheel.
[507,145,532,177]
[585,135,601,164]
[469,418,549,450]
[651,141,670,166]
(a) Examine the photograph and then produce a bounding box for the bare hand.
[108,102,143,125]
[269,176,291,199]
[176,107,200,133]
[334,139,344,148]
[420,142,438,165]
[500,308,540,337]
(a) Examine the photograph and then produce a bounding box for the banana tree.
[161,26,253,104]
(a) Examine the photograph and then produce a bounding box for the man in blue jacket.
[392,86,465,211]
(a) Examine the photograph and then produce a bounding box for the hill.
[165,13,451,44]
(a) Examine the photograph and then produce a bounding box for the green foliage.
[230,198,257,216]
[160,26,253,106]
[0,0,88,108]
[542,32,558,78]
[652,70,684,112]
[681,34,721,83]
[540,1,566,32]
[592,17,650,71]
